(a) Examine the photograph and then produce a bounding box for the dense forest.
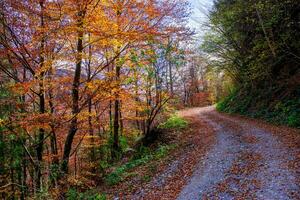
[0,0,299,199]
[204,0,300,127]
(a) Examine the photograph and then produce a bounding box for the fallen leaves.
[100,107,299,199]
[133,112,217,200]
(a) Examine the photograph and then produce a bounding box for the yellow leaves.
[110,87,120,95]
[101,0,110,7]
[77,111,96,121]
[112,39,124,50]
[81,134,107,149]
[35,60,54,77]
[86,79,105,90]
[0,118,4,126]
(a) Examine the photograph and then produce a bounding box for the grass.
[158,114,188,129]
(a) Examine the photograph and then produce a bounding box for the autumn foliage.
[0,0,195,198]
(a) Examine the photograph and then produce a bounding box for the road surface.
[177,106,299,200]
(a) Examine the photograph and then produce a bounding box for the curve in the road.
[177,107,299,200]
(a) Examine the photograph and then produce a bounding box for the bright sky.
[188,0,214,42]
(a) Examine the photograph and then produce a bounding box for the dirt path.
[121,106,299,200]
[177,106,299,200]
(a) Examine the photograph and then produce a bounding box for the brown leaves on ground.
[103,108,299,199]
[242,135,258,144]
[202,150,263,200]
[142,114,216,200]
[103,108,216,199]
[220,113,300,173]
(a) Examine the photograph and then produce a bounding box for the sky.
[188,0,214,42]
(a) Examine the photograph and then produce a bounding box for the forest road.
[177,106,299,200]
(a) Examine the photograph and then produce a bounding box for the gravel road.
[177,106,299,200]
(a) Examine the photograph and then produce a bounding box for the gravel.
[177,107,299,200]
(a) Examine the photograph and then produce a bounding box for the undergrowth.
[104,114,185,186]
[158,114,188,129]
[66,188,106,200]
[104,144,176,186]
[217,86,300,128]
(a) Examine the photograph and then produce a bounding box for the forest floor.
[110,106,300,200]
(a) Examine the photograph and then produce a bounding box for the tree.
[202,0,300,126]
[0,0,191,197]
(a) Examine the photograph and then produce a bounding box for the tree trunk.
[35,0,46,190]
[88,98,96,165]
[112,63,120,159]
[48,66,59,167]
[169,60,173,95]
[134,68,140,130]
[119,101,123,135]
[62,10,84,173]
[36,90,45,190]
[87,36,96,170]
